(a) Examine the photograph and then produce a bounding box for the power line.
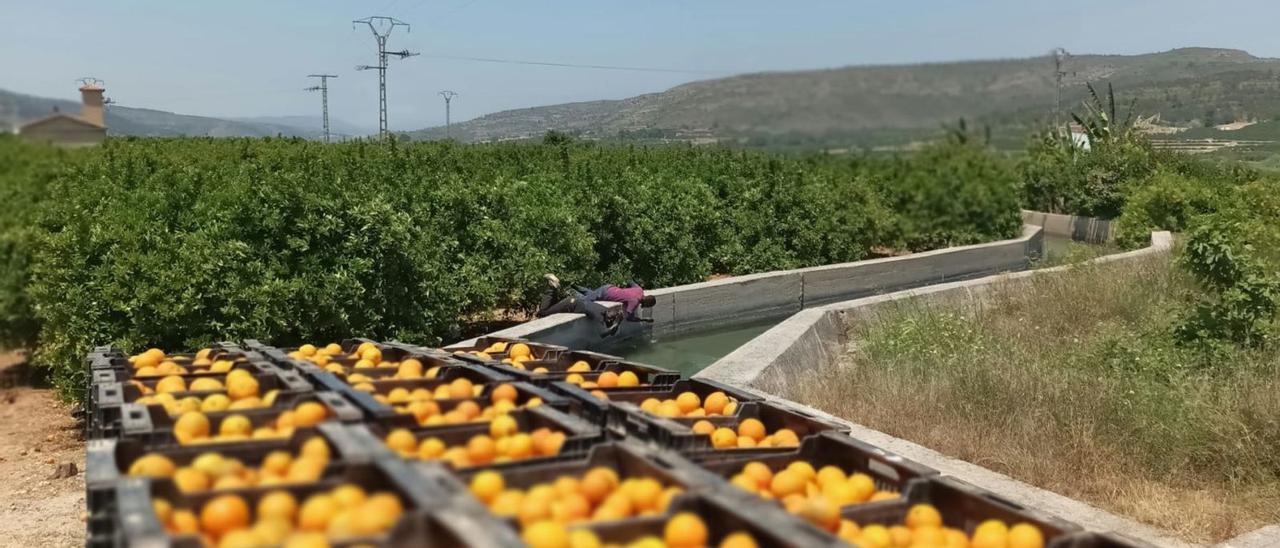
[354,16,418,140]
[438,90,457,139]
[419,54,729,75]
[305,74,338,143]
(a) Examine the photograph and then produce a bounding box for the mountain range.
[6,47,1280,149]
[404,47,1280,149]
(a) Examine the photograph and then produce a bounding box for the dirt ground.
[0,351,85,548]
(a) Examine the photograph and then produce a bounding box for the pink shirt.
[601,285,645,317]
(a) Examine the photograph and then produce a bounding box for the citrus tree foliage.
[0,137,1022,399]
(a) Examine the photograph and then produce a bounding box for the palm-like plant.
[1071,82,1139,147]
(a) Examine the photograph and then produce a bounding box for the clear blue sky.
[4,0,1280,134]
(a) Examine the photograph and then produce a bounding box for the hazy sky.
[4,0,1280,134]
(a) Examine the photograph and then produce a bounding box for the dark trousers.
[537,285,611,326]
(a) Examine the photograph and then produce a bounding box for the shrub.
[1177,180,1280,347]
[1113,171,1226,249]
[0,137,83,349]
[874,138,1023,251]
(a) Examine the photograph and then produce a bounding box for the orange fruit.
[418,437,446,459]
[736,436,757,448]
[226,374,259,401]
[253,517,293,545]
[258,490,299,521]
[1009,523,1045,548]
[448,378,474,399]
[906,503,943,529]
[169,509,199,534]
[553,476,581,497]
[467,434,497,465]
[522,520,570,548]
[152,499,173,525]
[491,383,519,403]
[710,427,738,449]
[888,525,912,547]
[285,456,326,483]
[219,414,253,437]
[848,473,876,502]
[469,470,505,504]
[730,473,759,493]
[567,361,591,373]
[799,497,841,532]
[868,491,899,502]
[769,469,806,498]
[664,512,708,548]
[569,529,603,548]
[626,477,664,511]
[298,494,338,531]
[773,428,800,446]
[551,492,592,523]
[509,343,532,359]
[837,520,860,542]
[691,420,716,435]
[657,400,682,418]
[217,528,264,547]
[300,437,330,461]
[173,467,210,493]
[199,494,250,538]
[723,401,739,416]
[742,461,773,489]
[736,418,766,442]
[538,431,566,456]
[188,377,223,392]
[212,474,249,491]
[490,414,518,438]
[596,371,620,388]
[408,400,441,423]
[675,392,701,414]
[972,520,1010,548]
[385,428,418,456]
[580,466,619,503]
[173,411,211,444]
[129,453,176,477]
[639,398,661,413]
[720,532,758,548]
[293,402,328,427]
[785,461,816,482]
[617,371,640,387]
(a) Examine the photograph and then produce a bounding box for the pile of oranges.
[356,375,481,401]
[151,484,405,547]
[379,382,544,427]
[725,460,897,531]
[128,347,245,378]
[836,505,1045,548]
[468,466,683,527]
[170,399,330,445]
[383,417,566,468]
[288,342,433,379]
[562,369,642,390]
[519,512,760,548]
[133,370,273,416]
[127,436,333,491]
[690,418,801,449]
[637,390,738,419]
[457,340,534,365]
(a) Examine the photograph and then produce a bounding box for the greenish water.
[1040,234,1117,266]
[607,318,783,377]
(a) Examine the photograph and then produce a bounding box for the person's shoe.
[544,273,560,289]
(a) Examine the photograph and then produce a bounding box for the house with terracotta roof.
[18,82,107,147]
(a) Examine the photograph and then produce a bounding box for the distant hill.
[405,47,1280,149]
[0,88,370,139]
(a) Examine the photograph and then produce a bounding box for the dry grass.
[778,254,1280,543]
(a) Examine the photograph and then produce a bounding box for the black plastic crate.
[478,349,681,387]
[87,351,267,384]
[354,380,571,425]
[454,441,724,495]
[87,457,471,548]
[838,476,1082,546]
[591,378,764,437]
[87,362,313,440]
[85,422,388,526]
[691,430,937,507]
[116,391,364,447]
[572,490,842,548]
[445,336,569,363]
[362,404,605,471]
[620,400,849,456]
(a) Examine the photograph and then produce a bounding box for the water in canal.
[606,318,783,377]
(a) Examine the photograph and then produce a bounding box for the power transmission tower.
[1052,48,1075,126]
[354,16,418,140]
[305,74,338,143]
[439,90,457,139]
